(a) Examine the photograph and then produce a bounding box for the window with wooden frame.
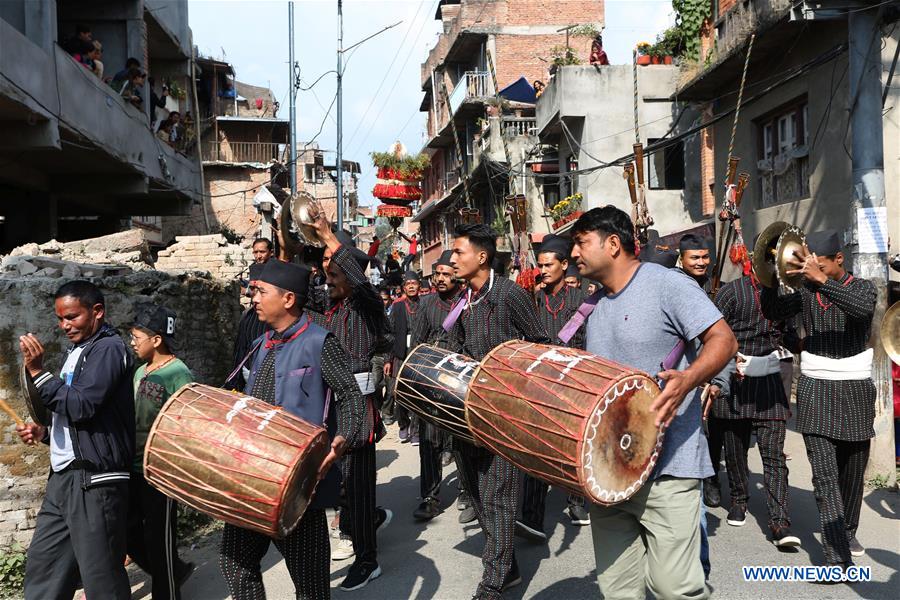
[756,98,809,208]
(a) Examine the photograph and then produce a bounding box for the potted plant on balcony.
[491,202,512,252]
[549,192,584,231]
[549,45,582,67]
[636,42,651,65]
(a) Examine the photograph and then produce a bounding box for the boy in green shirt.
[128,305,194,599]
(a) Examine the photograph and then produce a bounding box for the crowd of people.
[62,24,193,152]
[13,203,887,600]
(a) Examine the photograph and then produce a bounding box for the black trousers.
[339,441,379,564]
[127,472,188,600]
[455,442,521,600]
[722,419,790,528]
[219,509,330,599]
[520,474,584,529]
[707,416,726,478]
[25,469,130,600]
[803,434,870,565]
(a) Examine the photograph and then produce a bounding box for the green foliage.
[865,473,892,490]
[491,203,510,237]
[569,24,601,39]
[165,79,187,100]
[369,152,430,178]
[0,543,26,598]
[672,0,711,61]
[549,45,581,67]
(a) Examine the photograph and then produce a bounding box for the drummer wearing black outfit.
[516,235,590,543]
[305,217,393,591]
[387,270,423,443]
[218,260,365,600]
[228,261,269,390]
[408,250,465,522]
[447,224,551,600]
[761,229,877,568]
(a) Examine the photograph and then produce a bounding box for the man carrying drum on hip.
[569,206,736,599]
[218,260,366,600]
[447,223,551,599]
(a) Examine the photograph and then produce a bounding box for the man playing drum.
[516,234,590,542]
[761,229,877,569]
[408,250,469,522]
[218,260,366,600]
[447,223,551,599]
[306,219,394,591]
[570,207,736,599]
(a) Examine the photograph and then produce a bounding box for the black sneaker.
[458,505,477,524]
[399,427,409,443]
[771,525,801,548]
[849,536,865,557]
[702,476,721,508]
[501,564,522,592]
[726,504,747,527]
[567,503,590,526]
[413,498,441,521]
[514,519,547,542]
[339,560,382,591]
[375,507,392,532]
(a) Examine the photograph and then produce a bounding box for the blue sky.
[188,0,675,206]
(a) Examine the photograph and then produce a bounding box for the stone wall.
[0,271,242,549]
[155,233,253,282]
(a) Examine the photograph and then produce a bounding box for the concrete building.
[0,0,201,252]
[677,0,899,284]
[414,0,604,275]
[536,64,706,239]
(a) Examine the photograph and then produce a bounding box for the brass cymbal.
[775,225,807,292]
[20,363,49,426]
[279,202,304,258]
[882,302,900,364]
[289,191,325,249]
[752,221,791,288]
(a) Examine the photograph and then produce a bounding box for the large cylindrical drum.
[394,344,479,445]
[144,383,330,538]
[465,341,664,505]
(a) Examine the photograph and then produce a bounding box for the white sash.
[736,350,784,377]
[354,372,376,395]
[800,349,873,381]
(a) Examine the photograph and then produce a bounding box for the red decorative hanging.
[376,204,413,218]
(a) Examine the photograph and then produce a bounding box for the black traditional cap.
[259,259,310,297]
[403,270,420,282]
[641,247,678,268]
[134,305,177,348]
[565,262,580,278]
[433,250,454,270]
[806,229,841,256]
[679,233,710,252]
[248,262,265,281]
[537,234,572,258]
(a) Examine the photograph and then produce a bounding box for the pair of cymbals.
[20,364,49,426]
[752,221,806,291]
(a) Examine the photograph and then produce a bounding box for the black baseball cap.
[134,305,177,348]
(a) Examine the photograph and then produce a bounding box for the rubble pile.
[1,229,153,278]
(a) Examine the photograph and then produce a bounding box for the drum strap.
[224,338,264,388]
[557,290,602,344]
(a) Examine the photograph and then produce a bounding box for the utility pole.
[288,1,297,195]
[336,0,344,229]
[847,5,894,484]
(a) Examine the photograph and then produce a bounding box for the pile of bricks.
[155,234,252,282]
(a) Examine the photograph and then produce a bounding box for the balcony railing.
[201,141,286,164]
[448,71,493,115]
[500,116,537,137]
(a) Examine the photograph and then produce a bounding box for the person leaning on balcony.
[533,80,545,98]
[63,23,92,56]
[121,68,146,109]
[589,35,610,66]
[148,77,170,127]
[72,39,95,72]
[89,40,104,79]
[111,57,141,91]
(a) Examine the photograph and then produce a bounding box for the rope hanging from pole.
[712,33,756,297]
[627,47,652,250]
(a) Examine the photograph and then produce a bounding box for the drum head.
[278,430,330,537]
[580,374,663,505]
[20,364,49,426]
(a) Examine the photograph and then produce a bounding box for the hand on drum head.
[317,435,347,480]
[651,369,694,428]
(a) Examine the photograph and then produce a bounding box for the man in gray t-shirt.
[571,206,736,600]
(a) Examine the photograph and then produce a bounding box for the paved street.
[128,422,898,600]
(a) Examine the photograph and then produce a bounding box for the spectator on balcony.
[156,119,174,147]
[63,23,92,56]
[72,39,95,72]
[148,77,169,127]
[120,68,146,110]
[533,80,545,99]
[88,41,104,79]
[590,35,610,66]
[111,58,141,92]
[167,111,182,147]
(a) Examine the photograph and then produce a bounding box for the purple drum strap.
[224,338,264,388]
[442,297,467,332]
[557,290,602,344]
[661,339,687,372]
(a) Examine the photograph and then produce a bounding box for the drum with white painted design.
[144,383,329,538]
[465,341,664,505]
[394,344,479,445]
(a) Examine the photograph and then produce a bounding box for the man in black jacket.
[16,280,135,600]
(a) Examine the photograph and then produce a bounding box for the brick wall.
[494,32,592,88]
[0,271,241,549]
[155,234,253,282]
